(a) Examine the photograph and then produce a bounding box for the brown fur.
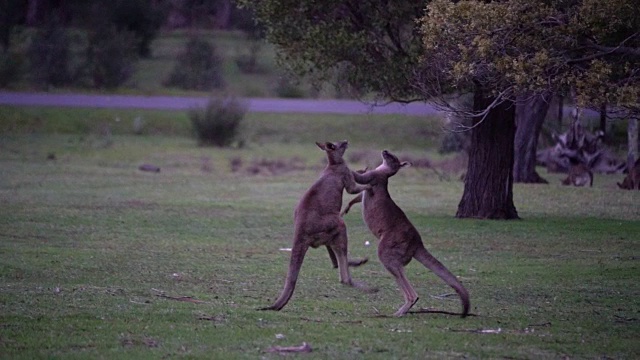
[561,163,593,187]
[260,140,371,311]
[617,158,640,190]
[343,150,470,317]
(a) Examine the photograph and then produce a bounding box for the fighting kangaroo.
[260,140,372,311]
[342,150,470,317]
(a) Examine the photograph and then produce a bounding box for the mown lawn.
[0,109,638,359]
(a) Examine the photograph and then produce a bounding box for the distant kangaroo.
[342,150,470,317]
[617,158,640,190]
[561,158,593,187]
[260,140,372,311]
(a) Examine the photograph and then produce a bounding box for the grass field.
[1,107,639,359]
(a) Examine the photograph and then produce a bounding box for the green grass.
[1,109,639,359]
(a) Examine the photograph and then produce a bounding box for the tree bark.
[513,92,551,183]
[599,102,607,142]
[456,87,519,219]
[628,117,638,168]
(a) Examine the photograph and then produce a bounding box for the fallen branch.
[300,317,362,324]
[450,328,502,334]
[410,308,476,317]
[151,288,206,304]
[265,342,312,353]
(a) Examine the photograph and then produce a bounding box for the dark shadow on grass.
[370,309,477,318]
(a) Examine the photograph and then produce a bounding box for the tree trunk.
[26,0,39,26]
[628,117,638,168]
[600,102,607,142]
[513,92,550,183]
[456,87,519,219]
[557,95,563,131]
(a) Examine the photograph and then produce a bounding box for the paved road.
[0,92,438,116]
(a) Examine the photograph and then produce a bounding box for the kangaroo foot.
[393,297,419,317]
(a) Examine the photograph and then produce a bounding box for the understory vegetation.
[0,109,638,359]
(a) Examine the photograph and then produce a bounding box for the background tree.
[419,0,639,189]
[241,0,522,218]
[0,0,25,51]
[243,0,638,219]
[27,16,73,87]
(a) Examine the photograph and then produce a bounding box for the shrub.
[107,0,165,58]
[27,18,73,87]
[85,25,138,89]
[275,76,305,98]
[189,97,247,147]
[164,37,225,91]
[0,50,23,87]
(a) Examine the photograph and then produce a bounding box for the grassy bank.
[0,109,638,359]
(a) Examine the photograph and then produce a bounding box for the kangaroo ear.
[316,142,326,150]
[400,161,411,168]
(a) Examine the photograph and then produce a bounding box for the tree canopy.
[243,0,639,115]
[241,0,425,101]
[418,0,639,117]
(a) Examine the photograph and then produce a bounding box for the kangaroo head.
[377,150,411,177]
[316,140,349,165]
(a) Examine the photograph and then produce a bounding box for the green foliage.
[0,0,25,50]
[164,37,225,91]
[240,0,425,101]
[419,0,640,114]
[274,76,305,98]
[106,0,166,58]
[0,50,23,87]
[27,18,74,87]
[189,97,247,147]
[85,25,138,89]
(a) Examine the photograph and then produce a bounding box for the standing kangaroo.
[260,140,371,311]
[342,150,470,317]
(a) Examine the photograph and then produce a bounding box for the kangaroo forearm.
[345,183,369,194]
[341,193,363,215]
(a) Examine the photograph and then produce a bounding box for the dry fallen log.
[265,342,312,353]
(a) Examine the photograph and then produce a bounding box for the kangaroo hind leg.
[383,261,418,317]
[379,256,418,317]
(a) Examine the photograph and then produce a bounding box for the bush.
[189,97,246,147]
[107,0,165,58]
[27,19,73,87]
[275,76,305,98]
[85,25,138,89]
[164,37,225,91]
[0,50,23,87]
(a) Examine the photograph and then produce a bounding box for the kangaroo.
[617,158,640,190]
[561,157,593,187]
[342,150,470,317]
[260,140,372,311]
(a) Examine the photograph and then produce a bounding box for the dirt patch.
[230,156,306,176]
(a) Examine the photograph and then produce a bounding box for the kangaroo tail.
[414,246,470,317]
[259,241,308,311]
